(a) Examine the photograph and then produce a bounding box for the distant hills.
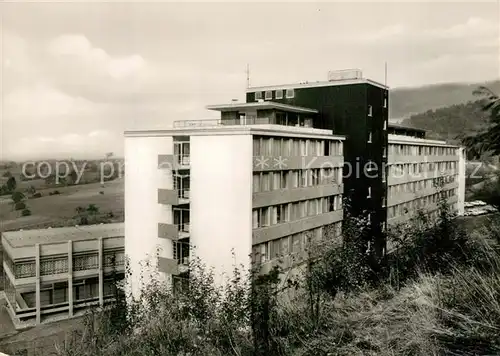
[389,80,500,121]
[399,100,490,145]
[388,79,499,150]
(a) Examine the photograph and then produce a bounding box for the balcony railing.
[178,223,190,234]
[177,188,190,200]
[175,154,190,166]
[173,117,314,128]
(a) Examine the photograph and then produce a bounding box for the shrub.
[33,192,42,198]
[52,200,500,356]
[21,209,31,217]
[14,202,26,211]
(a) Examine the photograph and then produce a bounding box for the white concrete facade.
[190,134,254,285]
[124,136,174,299]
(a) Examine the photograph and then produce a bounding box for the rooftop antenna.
[246,64,250,89]
[384,62,388,88]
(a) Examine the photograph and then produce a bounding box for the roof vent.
[328,69,363,81]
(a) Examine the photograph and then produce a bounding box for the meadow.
[0,178,124,232]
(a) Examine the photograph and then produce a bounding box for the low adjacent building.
[2,223,124,329]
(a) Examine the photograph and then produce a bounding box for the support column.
[35,243,41,324]
[98,238,104,307]
[68,241,73,317]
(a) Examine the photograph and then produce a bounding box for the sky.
[1,1,499,160]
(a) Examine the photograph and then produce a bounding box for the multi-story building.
[125,102,345,297]
[386,128,466,226]
[245,69,388,255]
[124,69,465,294]
[2,223,124,328]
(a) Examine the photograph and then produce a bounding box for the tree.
[11,191,26,204]
[15,202,26,211]
[2,171,12,178]
[473,171,500,211]
[87,204,100,223]
[6,176,16,192]
[26,185,36,195]
[69,170,78,185]
[462,86,500,158]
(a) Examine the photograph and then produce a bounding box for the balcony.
[158,256,189,275]
[158,222,190,240]
[158,188,190,205]
[158,154,190,170]
[177,256,189,274]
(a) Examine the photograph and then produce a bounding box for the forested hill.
[399,100,491,144]
[390,80,500,120]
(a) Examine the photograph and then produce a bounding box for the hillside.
[389,80,500,120]
[399,100,491,144]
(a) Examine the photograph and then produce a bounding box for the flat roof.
[125,124,345,140]
[2,222,124,248]
[388,123,427,133]
[388,134,459,148]
[246,78,388,92]
[206,101,318,114]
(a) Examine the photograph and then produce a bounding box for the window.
[281,237,290,255]
[300,170,307,187]
[261,207,270,227]
[272,172,280,190]
[292,171,298,188]
[281,171,288,189]
[255,92,262,100]
[279,204,289,223]
[265,91,273,100]
[253,174,260,192]
[328,196,335,212]
[383,98,387,108]
[291,234,301,253]
[252,210,259,229]
[383,120,387,130]
[275,90,283,99]
[286,88,295,98]
[368,105,373,117]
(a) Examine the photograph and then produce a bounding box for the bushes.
[55,201,500,356]
[14,202,26,211]
[21,209,31,216]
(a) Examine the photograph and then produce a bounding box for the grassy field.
[0,179,124,232]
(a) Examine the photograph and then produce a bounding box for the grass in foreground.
[34,209,500,355]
